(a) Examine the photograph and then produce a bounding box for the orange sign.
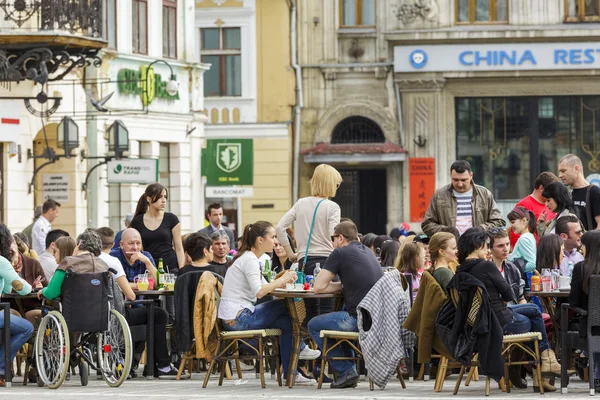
[409,158,436,222]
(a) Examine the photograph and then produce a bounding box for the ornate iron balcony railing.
[0,0,103,38]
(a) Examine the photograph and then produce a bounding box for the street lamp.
[107,120,129,158]
[143,60,179,107]
[57,116,79,158]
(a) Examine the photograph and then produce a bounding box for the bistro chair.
[501,332,543,394]
[561,275,600,395]
[437,286,507,396]
[0,302,11,387]
[316,330,381,390]
[202,289,282,389]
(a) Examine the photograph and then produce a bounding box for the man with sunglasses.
[555,214,584,276]
[308,220,383,389]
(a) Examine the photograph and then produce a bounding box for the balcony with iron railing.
[0,0,106,84]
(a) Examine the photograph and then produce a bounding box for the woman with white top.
[276,164,342,326]
[219,221,321,384]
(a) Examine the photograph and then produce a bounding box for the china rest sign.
[107,159,159,184]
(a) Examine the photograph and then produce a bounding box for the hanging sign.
[409,158,436,222]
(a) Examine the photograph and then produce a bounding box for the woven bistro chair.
[202,289,282,389]
[501,332,544,394]
[437,286,507,396]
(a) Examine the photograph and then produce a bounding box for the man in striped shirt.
[422,160,505,237]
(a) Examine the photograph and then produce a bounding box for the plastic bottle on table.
[314,262,321,276]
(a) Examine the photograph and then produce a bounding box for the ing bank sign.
[394,43,600,73]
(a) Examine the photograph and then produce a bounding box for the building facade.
[196,0,295,237]
[89,0,208,233]
[297,0,600,234]
[0,0,207,237]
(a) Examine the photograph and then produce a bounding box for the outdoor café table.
[269,289,343,388]
[1,292,40,316]
[525,290,569,350]
[133,289,174,298]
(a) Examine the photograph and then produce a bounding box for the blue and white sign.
[394,43,600,73]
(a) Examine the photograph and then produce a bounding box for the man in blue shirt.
[110,228,156,284]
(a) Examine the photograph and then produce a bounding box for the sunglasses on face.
[331,234,342,242]
[488,227,506,234]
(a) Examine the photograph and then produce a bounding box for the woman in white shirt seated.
[218,221,321,385]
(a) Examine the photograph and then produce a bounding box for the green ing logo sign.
[117,66,180,105]
[113,164,123,174]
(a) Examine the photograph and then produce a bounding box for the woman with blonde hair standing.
[276,164,342,326]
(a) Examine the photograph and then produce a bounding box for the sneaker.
[295,373,316,385]
[299,346,321,360]
[237,361,255,371]
[157,366,178,380]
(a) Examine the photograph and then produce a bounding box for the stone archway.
[313,100,398,145]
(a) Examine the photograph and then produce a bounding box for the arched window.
[331,116,385,144]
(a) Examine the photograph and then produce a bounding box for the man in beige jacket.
[421,160,505,238]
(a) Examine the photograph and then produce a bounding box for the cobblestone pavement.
[0,370,595,400]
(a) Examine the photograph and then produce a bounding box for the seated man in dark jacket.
[456,227,561,392]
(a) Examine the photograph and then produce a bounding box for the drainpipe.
[290,0,302,203]
[395,82,405,148]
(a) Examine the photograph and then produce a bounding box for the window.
[104,0,117,48]
[331,117,385,144]
[456,0,508,24]
[200,27,241,97]
[132,0,148,54]
[456,96,600,208]
[163,0,177,58]
[565,0,600,22]
[340,0,375,27]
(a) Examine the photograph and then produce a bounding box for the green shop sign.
[117,66,179,105]
[202,139,253,186]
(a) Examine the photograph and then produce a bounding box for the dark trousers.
[300,256,333,327]
[126,306,170,368]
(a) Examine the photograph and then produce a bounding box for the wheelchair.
[34,268,133,389]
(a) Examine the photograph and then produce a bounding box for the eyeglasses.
[331,235,341,242]
[488,227,506,234]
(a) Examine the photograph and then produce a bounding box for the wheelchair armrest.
[125,299,154,307]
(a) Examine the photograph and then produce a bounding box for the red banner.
[409,158,436,222]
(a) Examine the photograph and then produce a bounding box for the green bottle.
[157,258,165,289]
[263,259,271,282]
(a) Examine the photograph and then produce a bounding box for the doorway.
[333,169,387,235]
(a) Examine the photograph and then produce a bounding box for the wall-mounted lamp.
[81,120,130,191]
[27,116,80,193]
[107,120,129,158]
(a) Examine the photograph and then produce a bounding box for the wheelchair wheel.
[97,309,132,387]
[79,359,89,386]
[35,311,70,389]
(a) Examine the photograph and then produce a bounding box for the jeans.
[126,306,170,368]
[0,312,34,375]
[308,311,358,376]
[300,256,333,327]
[223,300,293,376]
[505,303,550,353]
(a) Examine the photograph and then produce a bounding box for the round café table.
[269,289,343,388]
[1,292,41,316]
[525,290,569,350]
